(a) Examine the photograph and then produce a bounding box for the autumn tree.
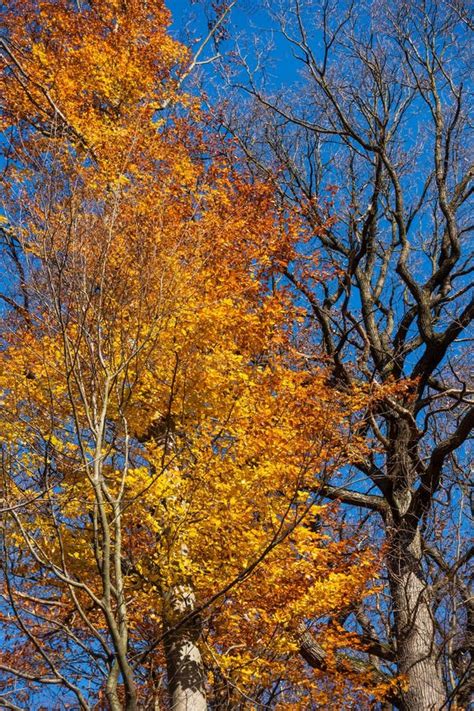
[0,1,398,709]
[214,0,473,708]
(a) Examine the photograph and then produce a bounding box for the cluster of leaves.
[0,1,400,707]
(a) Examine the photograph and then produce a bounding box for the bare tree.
[218,0,473,708]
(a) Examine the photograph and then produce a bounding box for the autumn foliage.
[0,2,394,708]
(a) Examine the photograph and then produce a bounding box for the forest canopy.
[0,1,472,710]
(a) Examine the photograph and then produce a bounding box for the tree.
[0,1,393,708]
[218,0,473,708]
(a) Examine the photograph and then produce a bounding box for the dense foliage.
[0,2,403,708]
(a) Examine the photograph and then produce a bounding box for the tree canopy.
[0,1,471,710]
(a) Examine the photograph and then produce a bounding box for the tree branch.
[314,484,388,513]
[412,405,474,517]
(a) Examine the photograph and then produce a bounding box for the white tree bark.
[164,582,207,711]
[163,536,206,709]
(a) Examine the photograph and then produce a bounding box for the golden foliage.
[0,2,393,707]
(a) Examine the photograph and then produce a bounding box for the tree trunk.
[388,522,446,711]
[164,582,207,711]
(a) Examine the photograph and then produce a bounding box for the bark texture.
[164,584,207,711]
[388,523,446,711]
[391,571,445,710]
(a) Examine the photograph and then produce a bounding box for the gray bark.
[388,523,446,711]
[391,571,446,710]
[164,583,207,711]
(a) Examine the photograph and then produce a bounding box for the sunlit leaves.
[0,2,385,707]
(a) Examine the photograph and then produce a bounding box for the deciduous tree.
[217,1,473,708]
[0,1,393,708]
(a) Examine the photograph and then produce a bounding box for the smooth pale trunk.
[164,579,207,711]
